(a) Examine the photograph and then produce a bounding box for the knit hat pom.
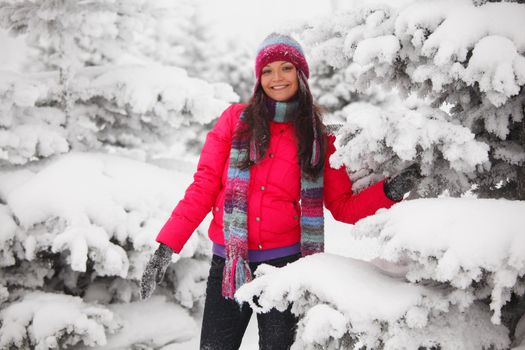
[254,33,309,81]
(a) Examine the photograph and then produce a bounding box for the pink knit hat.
[254,33,309,82]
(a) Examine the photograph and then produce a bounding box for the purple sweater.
[212,242,300,263]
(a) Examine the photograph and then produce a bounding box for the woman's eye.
[283,66,293,71]
[262,70,271,75]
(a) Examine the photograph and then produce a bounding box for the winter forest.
[0,0,524,349]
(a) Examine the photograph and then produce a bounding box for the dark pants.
[200,254,300,350]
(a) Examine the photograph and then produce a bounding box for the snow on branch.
[329,100,489,193]
[1,152,184,244]
[72,65,237,127]
[51,224,129,278]
[76,296,198,350]
[0,65,237,165]
[0,292,199,350]
[352,198,525,325]
[0,152,209,306]
[235,253,510,350]
[0,0,167,69]
[167,257,211,309]
[0,285,7,306]
[305,1,525,106]
[0,292,118,350]
[0,204,17,267]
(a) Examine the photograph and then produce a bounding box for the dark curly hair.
[236,72,326,180]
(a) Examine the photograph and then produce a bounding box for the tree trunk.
[517,118,525,200]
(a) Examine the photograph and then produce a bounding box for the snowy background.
[0,0,524,349]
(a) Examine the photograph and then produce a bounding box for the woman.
[140,33,420,350]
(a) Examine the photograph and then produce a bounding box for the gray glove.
[383,163,422,202]
[140,243,173,300]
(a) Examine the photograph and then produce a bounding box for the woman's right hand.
[140,243,174,300]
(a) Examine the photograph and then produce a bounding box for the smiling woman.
[141,32,421,350]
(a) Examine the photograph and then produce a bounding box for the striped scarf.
[222,99,324,299]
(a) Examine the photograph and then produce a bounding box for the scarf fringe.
[222,255,252,299]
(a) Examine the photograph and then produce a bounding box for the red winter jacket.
[156,104,396,253]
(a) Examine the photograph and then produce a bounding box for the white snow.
[463,35,525,107]
[353,198,525,324]
[0,292,118,349]
[0,152,212,278]
[74,65,237,125]
[354,198,525,271]
[52,225,129,277]
[329,100,489,192]
[0,205,17,267]
[238,253,423,321]
[79,296,198,349]
[0,292,197,350]
[0,65,237,165]
[305,0,525,109]
[299,304,347,346]
[354,35,400,65]
[235,252,510,350]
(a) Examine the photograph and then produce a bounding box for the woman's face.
[260,60,299,102]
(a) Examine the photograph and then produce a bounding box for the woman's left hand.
[383,163,422,201]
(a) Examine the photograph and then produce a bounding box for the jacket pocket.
[261,200,300,233]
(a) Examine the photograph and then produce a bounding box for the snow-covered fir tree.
[236,0,525,349]
[0,1,238,348]
[207,39,255,104]
[301,0,525,199]
[130,0,255,155]
[137,0,212,77]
